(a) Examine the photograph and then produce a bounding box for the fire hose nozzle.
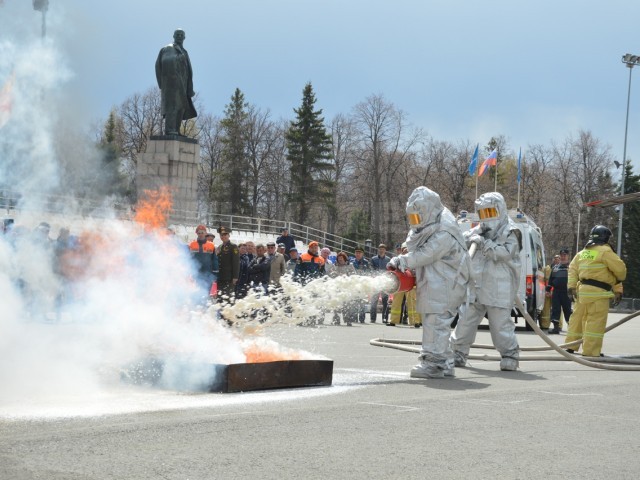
[384,269,416,294]
[383,242,475,295]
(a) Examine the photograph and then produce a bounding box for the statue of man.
[155,29,197,135]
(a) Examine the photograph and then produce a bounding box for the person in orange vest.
[188,225,218,301]
[293,241,325,285]
[294,241,326,326]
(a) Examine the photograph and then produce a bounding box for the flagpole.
[475,159,479,199]
[516,147,522,210]
[494,155,498,191]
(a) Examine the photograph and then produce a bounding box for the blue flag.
[468,144,479,175]
[517,147,522,183]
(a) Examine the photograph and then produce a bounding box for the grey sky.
[2,0,640,175]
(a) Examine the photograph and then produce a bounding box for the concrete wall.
[136,136,200,225]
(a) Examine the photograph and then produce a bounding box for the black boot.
[548,321,560,334]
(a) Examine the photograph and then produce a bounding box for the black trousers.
[370,292,389,322]
[551,290,572,324]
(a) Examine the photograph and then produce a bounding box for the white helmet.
[406,186,444,230]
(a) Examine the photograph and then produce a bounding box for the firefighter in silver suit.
[388,186,472,379]
[450,192,521,371]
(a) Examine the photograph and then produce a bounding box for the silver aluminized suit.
[391,187,472,378]
[450,192,521,371]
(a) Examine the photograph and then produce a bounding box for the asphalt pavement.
[2,313,640,480]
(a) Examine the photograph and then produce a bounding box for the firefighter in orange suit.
[539,255,560,330]
[388,244,421,327]
[388,287,421,326]
[565,225,626,357]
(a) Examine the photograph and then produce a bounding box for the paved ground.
[2,313,640,480]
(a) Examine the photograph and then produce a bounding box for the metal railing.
[1,191,364,255]
[173,209,362,255]
[1,190,131,219]
[611,298,640,313]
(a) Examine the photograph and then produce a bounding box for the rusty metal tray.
[121,358,333,393]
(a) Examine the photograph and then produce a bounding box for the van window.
[529,235,537,272]
[535,240,544,270]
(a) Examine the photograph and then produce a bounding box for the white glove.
[387,257,399,270]
[388,255,408,272]
[469,225,484,236]
[469,234,484,247]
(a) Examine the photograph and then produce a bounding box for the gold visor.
[407,213,422,225]
[477,207,498,220]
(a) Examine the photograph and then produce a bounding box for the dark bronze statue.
[155,29,197,136]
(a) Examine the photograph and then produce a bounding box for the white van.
[457,209,547,328]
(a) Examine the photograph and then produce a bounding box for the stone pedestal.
[136,135,199,224]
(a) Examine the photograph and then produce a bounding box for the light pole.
[617,53,640,257]
[365,238,372,257]
[32,0,49,39]
[576,209,581,254]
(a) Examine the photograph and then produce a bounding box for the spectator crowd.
[1,219,410,327]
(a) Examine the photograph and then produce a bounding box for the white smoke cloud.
[0,38,71,195]
[0,12,254,411]
[0,5,399,420]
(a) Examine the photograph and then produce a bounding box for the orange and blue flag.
[478,149,497,177]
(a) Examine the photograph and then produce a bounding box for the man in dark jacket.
[235,243,251,299]
[370,243,390,323]
[352,247,371,323]
[216,227,239,303]
[547,248,572,334]
[248,244,272,294]
[276,227,296,256]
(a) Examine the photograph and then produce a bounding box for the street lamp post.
[617,53,640,257]
[32,0,49,39]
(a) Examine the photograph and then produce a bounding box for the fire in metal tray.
[121,357,334,393]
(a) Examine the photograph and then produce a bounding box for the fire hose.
[372,243,640,370]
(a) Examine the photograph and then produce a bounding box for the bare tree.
[324,114,358,233]
[419,139,472,211]
[522,143,554,222]
[381,121,424,245]
[196,113,223,221]
[351,94,422,246]
[543,130,617,253]
[245,105,280,218]
[258,119,289,220]
[116,87,163,176]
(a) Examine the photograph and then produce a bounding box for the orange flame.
[243,343,304,363]
[134,186,173,230]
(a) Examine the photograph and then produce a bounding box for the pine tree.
[620,163,640,297]
[98,109,127,198]
[286,83,334,224]
[219,88,249,215]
